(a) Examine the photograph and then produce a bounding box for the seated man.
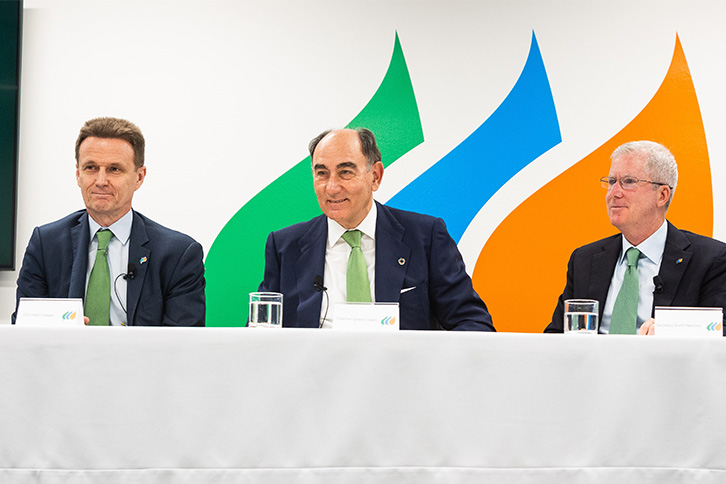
[258,128,494,330]
[546,141,726,334]
[14,117,205,326]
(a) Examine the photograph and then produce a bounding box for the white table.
[0,327,725,483]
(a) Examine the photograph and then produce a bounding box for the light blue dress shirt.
[86,210,133,326]
[600,220,668,333]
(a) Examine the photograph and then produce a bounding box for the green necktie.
[609,247,641,334]
[85,229,114,326]
[341,230,371,303]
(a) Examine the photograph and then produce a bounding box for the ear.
[135,166,147,190]
[75,164,81,187]
[370,161,384,191]
[656,185,670,209]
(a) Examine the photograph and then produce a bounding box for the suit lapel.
[69,211,90,298]
[293,216,327,326]
[654,222,691,309]
[589,234,621,320]
[374,203,410,302]
[126,212,151,326]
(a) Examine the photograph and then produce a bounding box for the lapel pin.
[676,258,683,264]
[139,256,148,265]
[398,258,406,266]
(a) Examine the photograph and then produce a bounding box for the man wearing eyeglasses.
[546,140,726,334]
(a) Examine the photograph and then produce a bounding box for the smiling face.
[312,130,383,229]
[76,137,146,227]
[606,152,670,245]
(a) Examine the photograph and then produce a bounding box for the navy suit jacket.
[259,202,494,331]
[546,221,726,334]
[14,210,205,326]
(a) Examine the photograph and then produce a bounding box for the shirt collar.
[327,201,378,247]
[619,219,667,265]
[87,209,133,246]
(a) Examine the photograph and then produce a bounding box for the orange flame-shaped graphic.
[473,36,712,333]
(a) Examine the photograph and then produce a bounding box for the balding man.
[259,128,494,331]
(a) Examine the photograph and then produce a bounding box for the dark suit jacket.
[14,210,205,326]
[259,202,494,331]
[546,221,726,334]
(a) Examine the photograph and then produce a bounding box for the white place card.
[654,306,723,337]
[333,302,400,330]
[15,298,85,326]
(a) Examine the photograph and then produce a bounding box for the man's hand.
[639,318,655,335]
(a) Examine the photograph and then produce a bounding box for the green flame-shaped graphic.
[205,33,424,326]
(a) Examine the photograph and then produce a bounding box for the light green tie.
[609,247,641,334]
[85,229,113,326]
[341,230,371,303]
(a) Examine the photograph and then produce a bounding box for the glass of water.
[564,299,598,334]
[248,292,283,328]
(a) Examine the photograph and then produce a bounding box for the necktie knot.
[97,229,113,252]
[625,247,640,268]
[342,230,362,249]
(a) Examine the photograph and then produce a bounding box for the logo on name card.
[707,322,722,332]
[62,311,78,320]
[381,316,396,326]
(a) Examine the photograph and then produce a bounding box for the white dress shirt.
[319,203,377,328]
[600,220,668,333]
[86,209,133,326]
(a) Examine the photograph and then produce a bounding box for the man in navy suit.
[258,128,494,330]
[13,117,205,326]
[546,141,726,334]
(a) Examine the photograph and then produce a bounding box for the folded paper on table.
[15,298,86,327]
[333,302,400,330]
[654,306,723,337]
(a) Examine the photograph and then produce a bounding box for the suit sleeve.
[696,245,726,335]
[428,218,495,331]
[161,240,206,327]
[258,232,281,293]
[12,227,49,323]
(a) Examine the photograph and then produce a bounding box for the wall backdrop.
[1,0,725,330]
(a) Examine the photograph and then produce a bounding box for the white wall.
[3,0,725,324]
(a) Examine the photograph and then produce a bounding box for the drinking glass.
[248,292,283,328]
[564,299,598,334]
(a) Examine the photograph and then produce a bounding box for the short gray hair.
[611,140,678,209]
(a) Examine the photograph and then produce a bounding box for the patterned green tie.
[341,230,371,302]
[609,247,641,334]
[85,229,113,326]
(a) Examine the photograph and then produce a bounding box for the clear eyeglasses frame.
[600,176,672,190]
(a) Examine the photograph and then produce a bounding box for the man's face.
[312,130,383,229]
[606,153,669,241]
[76,137,146,226]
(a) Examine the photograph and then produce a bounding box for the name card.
[654,306,723,337]
[15,298,85,327]
[333,302,400,330]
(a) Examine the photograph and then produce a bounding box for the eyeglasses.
[600,176,672,190]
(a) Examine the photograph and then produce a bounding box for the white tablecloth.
[0,327,724,483]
